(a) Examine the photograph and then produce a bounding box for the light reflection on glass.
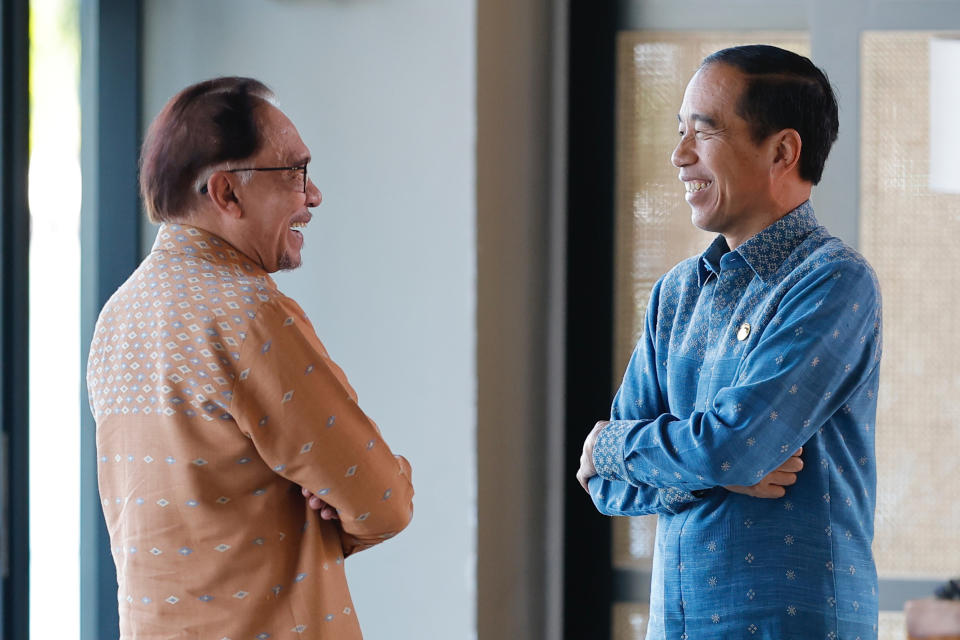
[28,1,81,638]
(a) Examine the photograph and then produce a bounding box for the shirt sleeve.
[589,277,702,515]
[592,260,882,489]
[229,296,414,556]
[588,476,701,516]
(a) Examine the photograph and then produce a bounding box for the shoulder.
[783,235,882,310]
[795,234,879,289]
[244,291,319,344]
[249,292,308,324]
[808,235,875,272]
[95,254,160,324]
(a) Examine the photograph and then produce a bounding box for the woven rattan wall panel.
[861,31,960,578]
[612,602,650,640]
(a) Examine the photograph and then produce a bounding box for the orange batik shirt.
[87,223,414,640]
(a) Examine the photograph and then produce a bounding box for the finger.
[579,451,596,479]
[764,484,787,499]
[576,470,589,494]
[320,505,338,520]
[767,471,798,487]
[794,447,803,457]
[725,484,754,497]
[751,483,786,499]
[777,456,804,473]
[301,486,312,498]
[308,495,325,510]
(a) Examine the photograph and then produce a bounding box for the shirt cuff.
[660,487,702,504]
[592,421,630,481]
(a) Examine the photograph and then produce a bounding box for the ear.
[770,128,802,178]
[204,171,244,220]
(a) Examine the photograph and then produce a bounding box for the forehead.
[678,63,747,123]
[257,104,310,161]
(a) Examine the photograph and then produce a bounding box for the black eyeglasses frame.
[199,164,308,194]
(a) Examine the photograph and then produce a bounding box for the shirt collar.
[697,200,820,285]
[736,200,820,281]
[151,222,268,277]
[697,235,730,286]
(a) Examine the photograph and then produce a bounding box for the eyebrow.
[677,113,719,128]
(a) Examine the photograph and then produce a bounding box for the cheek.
[699,148,724,179]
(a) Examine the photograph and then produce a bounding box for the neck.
[723,197,812,251]
[773,182,813,219]
[179,208,231,241]
[172,210,237,251]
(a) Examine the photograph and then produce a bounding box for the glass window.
[28,1,82,637]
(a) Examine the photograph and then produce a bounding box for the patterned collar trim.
[697,201,820,285]
[735,200,820,282]
[152,223,267,276]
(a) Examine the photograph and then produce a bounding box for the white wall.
[142,2,477,637]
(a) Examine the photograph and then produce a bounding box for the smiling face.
[671,63,780,249]
[232,104,322,272]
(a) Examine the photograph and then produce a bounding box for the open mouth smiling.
[684,180,713,193]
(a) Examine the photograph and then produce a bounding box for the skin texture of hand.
[725,448,804,498]
[301,486,339,520]
[577,420,610,493]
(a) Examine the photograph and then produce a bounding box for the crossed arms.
[232,295,414,555]
[575,260,881,516]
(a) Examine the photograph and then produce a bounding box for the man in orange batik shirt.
[87,77,414,640]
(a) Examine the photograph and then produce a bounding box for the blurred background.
[3,1,960,639]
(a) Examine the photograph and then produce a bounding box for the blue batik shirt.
[589,201,882,640]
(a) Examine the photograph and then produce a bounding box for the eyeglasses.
[200,164,308,194]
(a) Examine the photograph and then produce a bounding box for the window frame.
[79,1,142,638]
[562,2,618,638]
[1,0,31,636]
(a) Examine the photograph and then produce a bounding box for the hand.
[395,454,412,482]
[301,486,339,520]
[576,420,610,493]
[725,448,804,499]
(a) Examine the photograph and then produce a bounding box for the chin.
[690,209,718,234]
[277,252,302,271]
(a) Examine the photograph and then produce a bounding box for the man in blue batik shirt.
[577,45,882,640]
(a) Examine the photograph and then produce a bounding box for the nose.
[671,134,695,168]
[305,177,322,207]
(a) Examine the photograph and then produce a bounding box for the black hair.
[701,45,838,184]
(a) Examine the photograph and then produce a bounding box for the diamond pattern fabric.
[87,223,414,639]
